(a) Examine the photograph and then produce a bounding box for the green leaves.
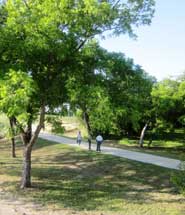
[0,69,36,121]
[151,78,185,129]
[1,0,155,136]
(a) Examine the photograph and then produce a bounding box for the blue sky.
[99,0,185,81]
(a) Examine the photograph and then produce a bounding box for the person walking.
[96,134,103,152]
[76,131,82,145]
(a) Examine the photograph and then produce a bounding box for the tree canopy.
[0,0,156,188]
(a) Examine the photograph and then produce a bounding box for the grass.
[103,132,185,161]
[0,138,185,215]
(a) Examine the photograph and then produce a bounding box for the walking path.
[39,133,181,170]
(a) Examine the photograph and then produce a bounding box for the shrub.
[171,161,185,195]
[46,115,65,134]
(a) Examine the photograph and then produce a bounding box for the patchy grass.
[0,138,185,215]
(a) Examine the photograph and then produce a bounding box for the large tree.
[67,45,155,138]
[105,52,155,136]
[66,41,118,137]
[152,79,179,130]
[152,78,185,132]
[0,0,155,188]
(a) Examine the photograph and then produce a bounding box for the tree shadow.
[2,149,184,211]
[33,138,62,150]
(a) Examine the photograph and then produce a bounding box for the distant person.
[88,135,92,150]
[77,131,82,145]
[96,134,103,152]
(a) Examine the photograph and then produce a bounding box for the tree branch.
[74,39,87,52]
[112,0,121,9]
[28,103,45,147]
[14,117,26,134]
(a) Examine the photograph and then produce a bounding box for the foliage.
[0,0,156,187]
[171,161,185,196]
[151,78,185,131]
[66,42,118,136]
[0,69,36,126]
[0,114,9,138]
[67,43,156,137]
[0,0,156,129]
[105,52,156,134]
[0,0,156,130]
[46,115,65,134]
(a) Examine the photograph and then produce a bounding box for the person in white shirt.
[96,134,103,152]
[77,131,82,145]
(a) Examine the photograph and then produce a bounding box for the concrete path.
[39,133,182,170]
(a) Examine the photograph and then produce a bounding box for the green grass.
[0,138,185,214]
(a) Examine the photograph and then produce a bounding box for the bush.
[46,115,65,134]
[171,161,185,195]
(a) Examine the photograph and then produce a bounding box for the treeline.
[55,43,185,141]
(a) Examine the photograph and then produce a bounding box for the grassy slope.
[0,138,185,215]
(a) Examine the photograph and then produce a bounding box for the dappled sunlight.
[0,139,185,214]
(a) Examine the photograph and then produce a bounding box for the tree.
[66,42,117,137]
[151,78,184,132]
[176,79,185,128]
[9,116,17,157]
[67,45,155,138]
[0,69,36,160]
[104,52,155,136]
[0,0,155,188]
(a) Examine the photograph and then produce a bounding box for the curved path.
[39,133,182,170]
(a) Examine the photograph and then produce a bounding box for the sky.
[99,0,185,81]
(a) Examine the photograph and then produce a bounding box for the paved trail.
[39,133,181,170]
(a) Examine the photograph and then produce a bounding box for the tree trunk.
[11,137,16,158]
[84,111,92,137]
[20,104,45,189]
[9,117,16,158]
[139,123,148,147]
[21,145,32,188]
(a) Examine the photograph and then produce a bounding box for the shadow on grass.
[1,149,183,211]
[33,138,61,150]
